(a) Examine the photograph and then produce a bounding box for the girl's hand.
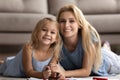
[50,63,66,79]
[42,66,51,79]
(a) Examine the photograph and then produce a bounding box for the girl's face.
[59,11,80,38]
[38,22,57,46]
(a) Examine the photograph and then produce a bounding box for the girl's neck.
[33,46,52,61]
[35,45,50,54]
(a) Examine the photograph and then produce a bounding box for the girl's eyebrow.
[51,28,57,32]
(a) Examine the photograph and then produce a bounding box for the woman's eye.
[59,20,66,23]
[42,28,47,31]
[69,20,75,23]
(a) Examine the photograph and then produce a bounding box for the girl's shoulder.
[23,42,33,51]
[22,42,33,56]
[24,42,32,48]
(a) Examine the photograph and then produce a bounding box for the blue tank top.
[32,51,52,72]
[60,37,84,70]
[60,31,113,76]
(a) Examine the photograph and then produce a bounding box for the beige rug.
[0,76,120,80]
[0,76,27,80]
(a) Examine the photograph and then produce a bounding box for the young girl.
[0,17,62,79]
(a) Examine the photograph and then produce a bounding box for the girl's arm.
[22,43,51,79]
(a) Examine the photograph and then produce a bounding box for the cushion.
[48,0,117,15]
[48,0,76,15]
[0,0,23,12]
[117,0,120,13]
[23,0,48,13]
[77,0,117,14]
[0,13,55,32]
[85,14,120,33]
[0,0,48,13]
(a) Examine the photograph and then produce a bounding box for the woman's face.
[58,11,80,38]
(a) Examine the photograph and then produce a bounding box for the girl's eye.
[51,31,56,34]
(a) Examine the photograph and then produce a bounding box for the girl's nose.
[46,31,51,35]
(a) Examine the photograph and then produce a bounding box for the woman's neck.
[63,35,79,52]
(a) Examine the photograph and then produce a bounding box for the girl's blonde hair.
[57,4,101,71]
[30,17,62,60]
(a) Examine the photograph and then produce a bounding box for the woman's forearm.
[65,69,91,78]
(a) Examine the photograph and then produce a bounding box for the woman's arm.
[51,51,95,78]
[65,52,94,77]
[65,43,96,78]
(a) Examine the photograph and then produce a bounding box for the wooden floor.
[0,45,22,60]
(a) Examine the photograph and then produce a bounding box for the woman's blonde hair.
[57,4,101,71]
[30,17,62,60]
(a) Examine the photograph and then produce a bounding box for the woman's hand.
[42,66,51,79]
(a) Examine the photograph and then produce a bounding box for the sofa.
[0,0,120,53]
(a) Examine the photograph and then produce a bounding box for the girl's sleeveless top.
[0,49,52,77]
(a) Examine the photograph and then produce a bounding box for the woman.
[50,4,120,78]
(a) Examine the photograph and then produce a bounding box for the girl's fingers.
[50,63,58,69]
[43,69,52,78]
[46,66,50,70]
[48,71,51,76]
[44,66,50,71]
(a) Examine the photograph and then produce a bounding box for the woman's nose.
[65,21,70,27]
